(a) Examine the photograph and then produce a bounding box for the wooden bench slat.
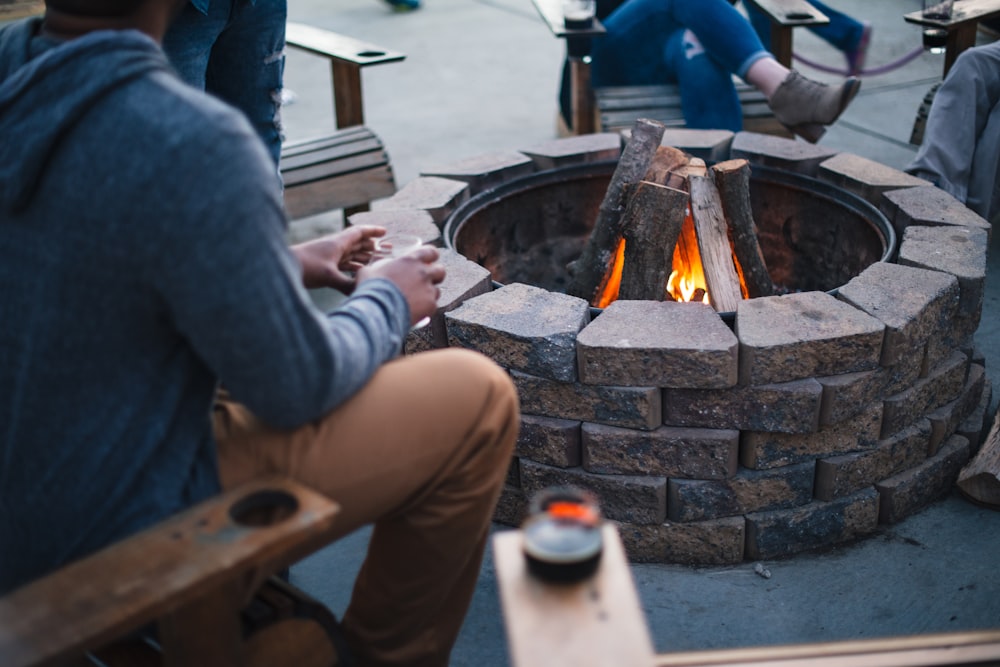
[283,167,395,219]
[285,22,405,67]
[281,134,385,171]
[280,126,376,157]
[0,477,340,667]
[283,149,390,187]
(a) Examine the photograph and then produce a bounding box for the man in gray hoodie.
[0,0,519,663]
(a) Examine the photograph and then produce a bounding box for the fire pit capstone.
[348,129,992,565]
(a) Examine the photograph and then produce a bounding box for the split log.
[957,408,1000,508]
[711,159,774,298]
[687,158,743,313]
[643,145,690,190]
[567,118,666,304]
[618,181,689,301]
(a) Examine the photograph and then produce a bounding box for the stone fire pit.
[348,129,992,565]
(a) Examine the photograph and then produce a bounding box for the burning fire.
[595,210,746,308]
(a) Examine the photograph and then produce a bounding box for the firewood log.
[957,408,1000,508]
[711,159,775,298]
[567,118,666,304]
[687,159,743,313]
[618,181,688,301]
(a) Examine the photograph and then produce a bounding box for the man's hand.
[291,225,386,292]
[357,246,446,327]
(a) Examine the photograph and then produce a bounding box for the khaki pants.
[213,348,519,667]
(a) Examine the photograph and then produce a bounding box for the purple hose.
[792,46,927,77]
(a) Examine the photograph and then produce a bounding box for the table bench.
[493,524,1000,667]
[281,23,405,220]
[533,0,830,136]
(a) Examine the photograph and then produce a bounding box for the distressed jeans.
[590,0,770,131]
[162,0,286,165]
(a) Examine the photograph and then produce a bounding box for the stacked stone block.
[384,129,991,564]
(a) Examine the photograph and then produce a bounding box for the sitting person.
[559,0,860,143]
[743,0,872,76]
[0,0,519,665]
[907,41,1000,224]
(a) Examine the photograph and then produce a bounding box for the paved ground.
[279,1,1000,664]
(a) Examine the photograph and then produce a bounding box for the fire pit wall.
[349,129,993,565]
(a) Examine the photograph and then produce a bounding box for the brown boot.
[769,71,862,143]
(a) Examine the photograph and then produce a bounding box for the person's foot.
[845,22,872,77]
[768,71,862,143]
[384,0,421,11]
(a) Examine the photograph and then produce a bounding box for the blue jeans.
[590,0,770,131]
[746,0,863,55]
[163,0,286,165]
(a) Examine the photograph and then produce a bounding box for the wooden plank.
[280,127,375,157]
[743,0,830,26]
[493,525,657,667]
[280,135,385,172]
[0,477,340,667]
[283,167,396,219]
[284,22,405,67]
[655,629,1000,667]
[282,150,390,187]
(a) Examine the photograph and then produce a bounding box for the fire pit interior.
[445,160,893,305]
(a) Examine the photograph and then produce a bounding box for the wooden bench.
[0,476,346,667]
[281,23,405,220]
[533,0,830,136]
[493,524,1000,667]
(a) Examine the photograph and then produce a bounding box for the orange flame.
[593,209,748,308]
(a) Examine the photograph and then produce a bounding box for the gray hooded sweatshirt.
[0,19,409,592]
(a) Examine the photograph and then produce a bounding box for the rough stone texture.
[876,435,971,524]
[745,487,880,560]
[880,185,991,241]
[659,128,734,162]
[582,423,738,479]
[516,414,582,468]
[379,175,470,226]
[736,291,885,386]
[519,132,622,170]
[898,224,988,318]
[668,461,815,522]
[730,131,838,177]
[512,370,662,430]
[406,248,493,352]
[881,350,969,438]
[577,301,738,388]
[926,363,985,455]
[815,361,923,427]
[837,262,959,366]
[814,419,932,501]
[346,208,442,246]
[494,484,528,526]
[616,516,745,565]
[420,150,536,194]
[505,457,521,487]
[445,283,590,382]
[519,460,667,525]
[741,402,883,470]
[664,378,822,434]
[957,376,992,455]
[817,153,930,205]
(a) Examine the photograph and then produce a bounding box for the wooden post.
[957,408,1000,508]
[618,181,689,301]
[687,159,743,313]
[711,159,774,298]
[567,118,666,304]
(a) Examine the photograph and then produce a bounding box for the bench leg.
[569,57,597,135]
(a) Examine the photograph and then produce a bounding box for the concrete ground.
[279,0,1000,664]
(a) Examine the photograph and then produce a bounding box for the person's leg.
[667,29,742,131]
[908,43,1000,211]
[213,348,519,667]
[161,0,231,90]
[206,0,286,165]
[590,0,679,87]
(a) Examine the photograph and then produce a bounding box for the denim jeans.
[162,0,286,165]
[590,0,770,131]
[746,0,864,54]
